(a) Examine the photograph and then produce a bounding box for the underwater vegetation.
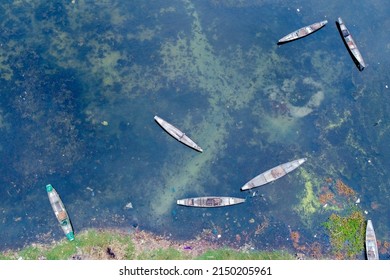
[0,0,389,258]
[324,209,365,259]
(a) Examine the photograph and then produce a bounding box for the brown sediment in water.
[378,240,390,255]
[335,179,355,197]
[290,231,307,251]
[318,192,335,205]
[309,242,323,259]
[370,201,380,210]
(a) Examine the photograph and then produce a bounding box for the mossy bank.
[0,228,295,260]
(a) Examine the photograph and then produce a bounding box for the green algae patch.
[323,110,352,132]
[258,115,300,145]
[324,209,365,259]
[294,168,321,227]
[0,53,13,81]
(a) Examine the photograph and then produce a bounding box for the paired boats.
[241,158,307,191]
[336,17,366,71]
[365,220,379,260]
[46,184,74,241]
[177,196,245,208]
[278,20,328,44]
[154,115,203,152]
[278,17,366,71]
[178,158,306,208]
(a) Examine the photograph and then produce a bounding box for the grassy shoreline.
[0,228,295,260]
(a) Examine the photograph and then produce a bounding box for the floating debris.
[124,202,133,209]
[355,198,360,204]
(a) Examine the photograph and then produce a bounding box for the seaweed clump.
[324,209,365,259]
[335,179,356,198]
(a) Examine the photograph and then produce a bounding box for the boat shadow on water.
[335,17,366,72]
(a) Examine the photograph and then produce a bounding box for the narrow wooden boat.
[177,196,245,208]
[278,20,328,44]
[241,158,307,191]
[154,115,203,152]
[46,184,75,241]
[365,220,379,260]
[336,17,366,71]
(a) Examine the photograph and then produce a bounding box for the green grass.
[1,229,135,260]
[197,248,295,260]
[18,246,44,260]
[137,247,192,260]
[0,229,296,260]
[0,253,13,260]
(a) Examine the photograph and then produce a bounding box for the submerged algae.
[324,209,365,259]
[294,168,321,227]
[148,0,278,220]
[1,0,389,256]
[147,0,329,221]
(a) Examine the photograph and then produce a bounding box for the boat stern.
[195,145,204,153]
[241,183,251,191]
[46,184,53,193]
[298,158,307,165]
[358,62,365,71]
[66,232,75,241]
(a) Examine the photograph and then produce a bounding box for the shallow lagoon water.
[0,0,389,259]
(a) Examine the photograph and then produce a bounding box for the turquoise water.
[0,0,389,259]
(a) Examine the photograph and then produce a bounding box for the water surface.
[0,0,389,259]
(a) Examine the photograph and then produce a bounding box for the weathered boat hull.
[154,115,203,152]
[278,20,328,44]
[336,17,366,71]
[46,184,74,241]
[241,158,307,191]
[177,196,245,207]
[365,220,379,260]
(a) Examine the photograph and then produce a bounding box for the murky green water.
[0,0,389,259]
